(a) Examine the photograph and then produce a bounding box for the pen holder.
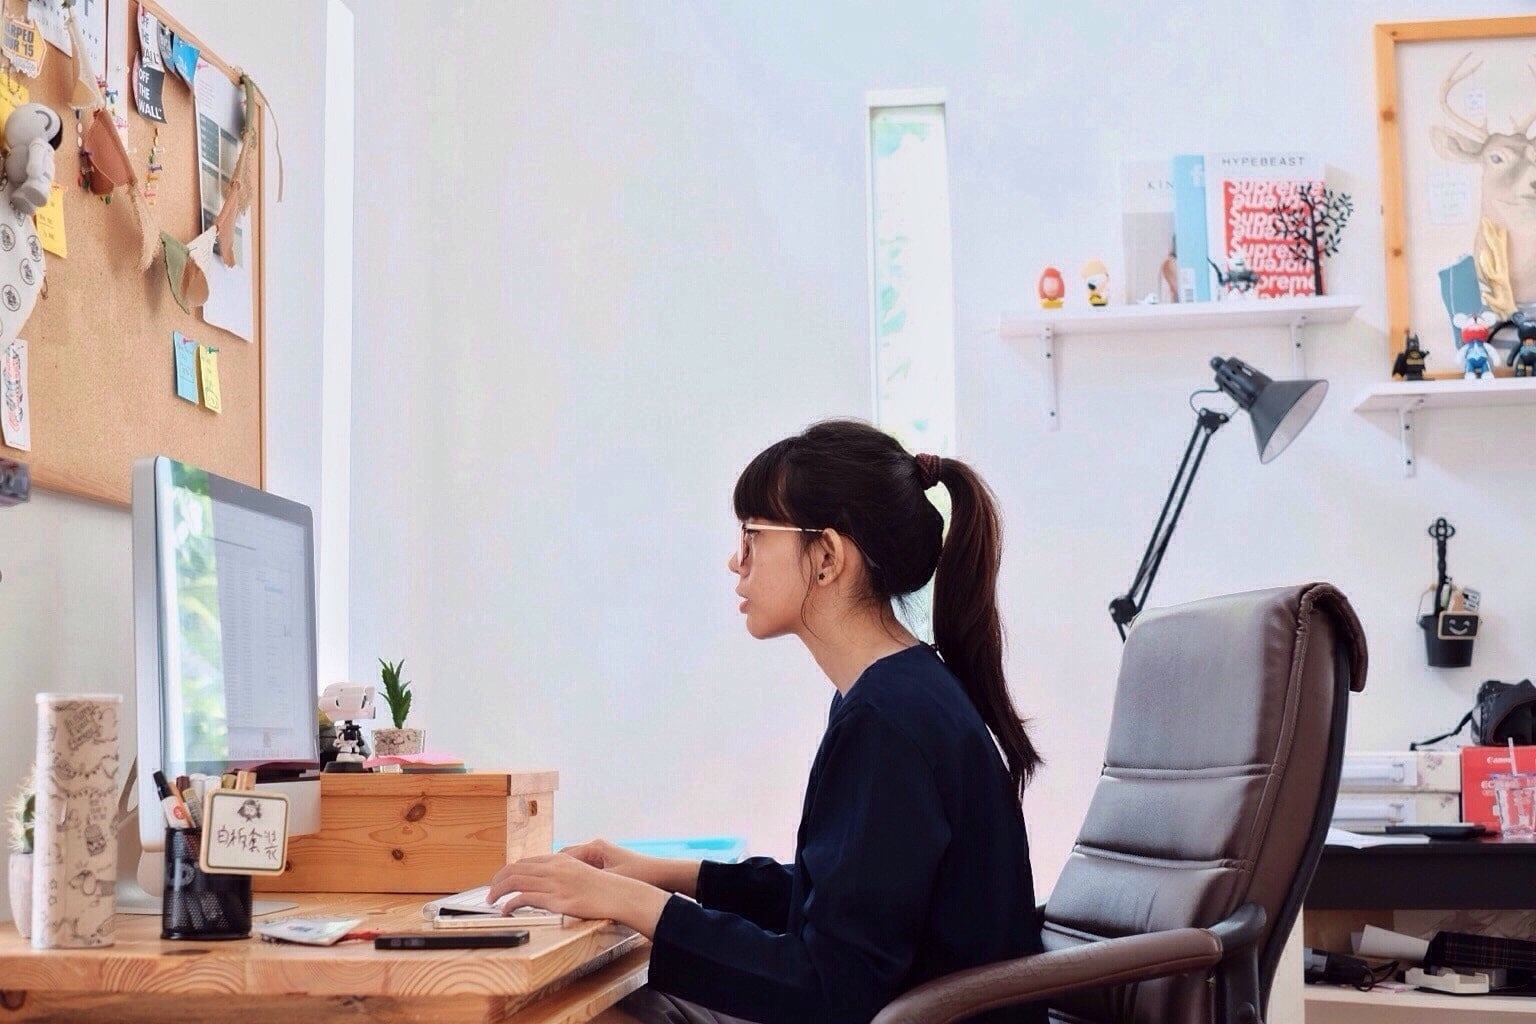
[1419,613,1475,668]
[161,828,251,940]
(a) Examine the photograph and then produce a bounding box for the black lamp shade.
[1210,356,1328,463]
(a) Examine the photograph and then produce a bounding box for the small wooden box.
[254,770,557,894]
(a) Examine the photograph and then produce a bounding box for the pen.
[153,770,191,830]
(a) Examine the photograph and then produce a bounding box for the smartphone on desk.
[374,929,530,950]
[1383,823,1487,840]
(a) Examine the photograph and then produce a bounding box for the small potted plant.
[8,767,35,938]
[369,658,424,756]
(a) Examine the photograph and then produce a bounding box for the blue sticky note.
[170,37,199,85]
[173,332,199,402]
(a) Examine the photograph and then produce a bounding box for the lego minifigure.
[1391,330,1429,381]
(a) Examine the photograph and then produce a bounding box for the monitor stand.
[114,807,298,917]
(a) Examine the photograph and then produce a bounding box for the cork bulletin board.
[0,0,264,506]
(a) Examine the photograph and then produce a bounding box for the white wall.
[0,0,349,920]
[348,0,1536,901]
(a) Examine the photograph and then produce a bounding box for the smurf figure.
[3,103,62,216]
[1392,330,1429,381]
[1494,310,1536,378]
[1453,312,1499,380]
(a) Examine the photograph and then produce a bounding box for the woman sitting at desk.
[489,420,1047,1024]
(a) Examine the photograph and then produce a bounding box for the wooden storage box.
[254,770,557,894]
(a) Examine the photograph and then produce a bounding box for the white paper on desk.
[194,58,254,342]
[1325,827,1431,849]
[1353,924,1431,964]
[421,884,562,925]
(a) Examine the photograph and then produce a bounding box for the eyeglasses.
[738,521,824,567]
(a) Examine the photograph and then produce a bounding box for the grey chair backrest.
[1042,583,1368,1023]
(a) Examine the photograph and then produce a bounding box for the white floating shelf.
[998,295,1362,430]
[999,293,1362,338]
[1352,377,1536,477]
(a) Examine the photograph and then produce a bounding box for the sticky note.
[33,182,63,257]
[173,332,198,402]
[0,74,28,124]
[197,344,221,413]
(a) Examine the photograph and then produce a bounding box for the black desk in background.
[1307,838,1536,910]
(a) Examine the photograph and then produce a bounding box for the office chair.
[874,583,1368,1024]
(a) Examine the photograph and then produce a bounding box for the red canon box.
[1460,745,1532,830]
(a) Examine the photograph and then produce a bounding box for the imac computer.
[127,456,322,899]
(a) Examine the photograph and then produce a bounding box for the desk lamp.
[1108,356,1327,640]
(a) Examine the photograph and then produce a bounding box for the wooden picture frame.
[1374,16,1536,377]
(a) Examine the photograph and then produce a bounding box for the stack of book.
[362,752,468,773]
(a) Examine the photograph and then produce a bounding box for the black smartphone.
[374,929,531,950]
[1383,823,1487,839]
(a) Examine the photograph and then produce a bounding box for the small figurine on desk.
[1081,258,1110,307]
[319,682,374,772]
[3,103,61,216]
[1453,312,1499,380]
[1493,310,1536,377]
[1037,266,1065,309]
[1391,330,1430,381]
[1209,251,1259,299]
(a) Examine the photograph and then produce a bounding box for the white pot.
[371,727,426,756]
[9,852,31,939]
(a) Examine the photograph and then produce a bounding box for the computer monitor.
[131,457,322,856]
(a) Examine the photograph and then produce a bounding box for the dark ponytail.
[733,419,1042,800]
[931,459,1042,800]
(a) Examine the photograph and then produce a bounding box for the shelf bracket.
[1039,324,1058,431]
[1289,314,1311,378]
[1398,398,1424,477]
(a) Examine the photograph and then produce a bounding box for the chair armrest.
[871,927,1222,1024]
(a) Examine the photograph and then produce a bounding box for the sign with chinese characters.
[199,789,289,875]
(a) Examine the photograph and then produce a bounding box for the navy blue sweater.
[648,644,1047,1024]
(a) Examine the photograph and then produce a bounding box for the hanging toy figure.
[1209,250,1260,299]
[3,103,61,216]
[1391,330,1429,381]
[1081,258,1110,307]
[1453,312,1499,380]
[1037,266,1064,309]
[1493,310,1536,378]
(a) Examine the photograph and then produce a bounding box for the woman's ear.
[816,529,848,585]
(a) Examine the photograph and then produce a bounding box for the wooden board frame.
[1,0,265,505]
[1374,15,1536,378]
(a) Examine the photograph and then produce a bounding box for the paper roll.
[31,693,122,949]
[1353,923,1430,963]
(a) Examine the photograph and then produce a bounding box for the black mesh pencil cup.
[161,828,252,940]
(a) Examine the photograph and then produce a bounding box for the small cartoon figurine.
[1493,310,1536,378]
[3,103,62,216]
[1391,330,1429,381]
[1453,311,1500,380]
[319,682,374,772]
[1208,251,1259,298]
[1081,258,1110,307]
[1037,266,1064,309]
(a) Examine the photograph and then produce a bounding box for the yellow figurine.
[1082,258,1110,307]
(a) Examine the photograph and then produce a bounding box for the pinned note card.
[197,344,221,412]
[199,789,289,875]
[173,332,198,402]
[34,183,64,257]
[1,338,29,450]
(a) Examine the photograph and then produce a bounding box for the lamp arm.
[1110,408,1229,640]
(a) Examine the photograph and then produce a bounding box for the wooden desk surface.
[0,893,649,1024]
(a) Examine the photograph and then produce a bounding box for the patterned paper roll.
[31,693,121,949]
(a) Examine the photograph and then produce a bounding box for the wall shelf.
[998,295,1361,430]
[1352,377,1536,477]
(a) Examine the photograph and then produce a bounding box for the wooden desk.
[0,894,649,1024]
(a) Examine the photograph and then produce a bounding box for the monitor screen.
[134,457,319,846]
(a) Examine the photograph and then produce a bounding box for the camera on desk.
[320,682,374,772]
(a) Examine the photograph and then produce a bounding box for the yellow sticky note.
[197,345,221,413]
[34,183,64,257]
[0,75,27,125]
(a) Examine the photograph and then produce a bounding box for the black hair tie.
[914,453,942,489]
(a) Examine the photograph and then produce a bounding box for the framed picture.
[1374,16,1536,376]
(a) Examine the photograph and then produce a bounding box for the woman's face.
[728,520,818,639]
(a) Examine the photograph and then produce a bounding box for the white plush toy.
[4,103,63,216]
